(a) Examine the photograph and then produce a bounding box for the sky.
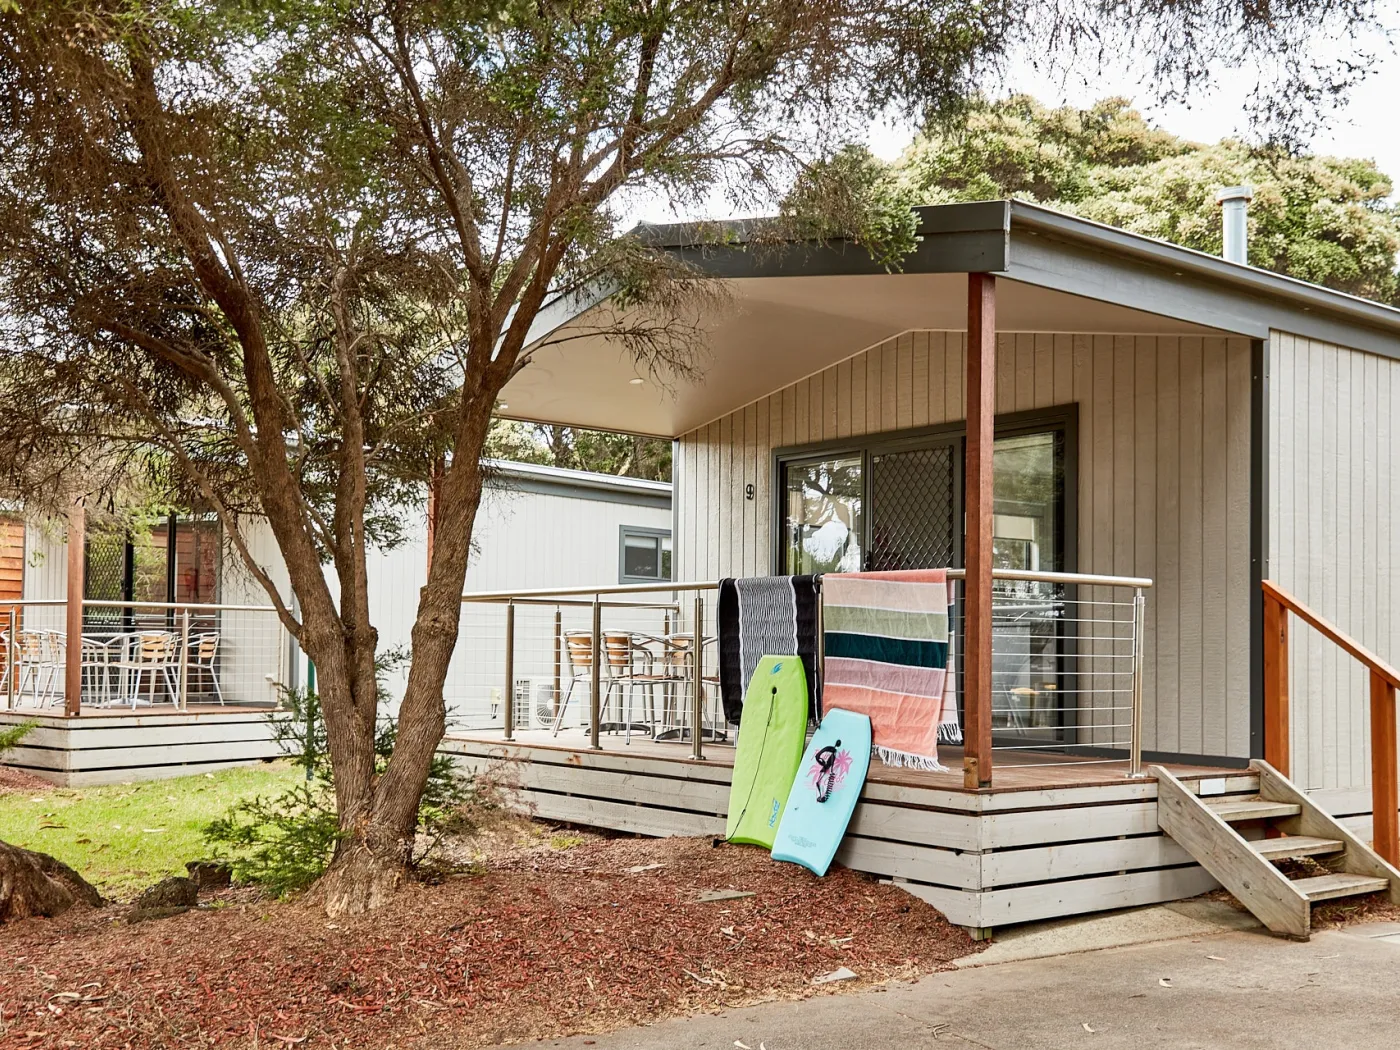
[871,34,1400,173]
[626,19,1400,227]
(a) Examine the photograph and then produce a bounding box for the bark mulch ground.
[0,833,982,1049]
[0,767,52,795]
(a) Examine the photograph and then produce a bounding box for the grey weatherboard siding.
[674,330,1254,762]
[1268,331,1400,794]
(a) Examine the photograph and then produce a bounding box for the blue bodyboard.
[771,709,872,876]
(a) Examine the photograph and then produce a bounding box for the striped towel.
[718,575,820,724]
[822,569,959,771]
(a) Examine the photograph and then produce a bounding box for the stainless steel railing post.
[589,597,602,750]
[178,607,191,710]
[1128,587,1147,777]
[503,600,515,741]
[691,590,705,761]
[552,607,562,721]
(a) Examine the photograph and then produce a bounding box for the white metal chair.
[13,629,54,706]
[80,635,119,706]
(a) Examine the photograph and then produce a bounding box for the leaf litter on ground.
[0,829,981,1048]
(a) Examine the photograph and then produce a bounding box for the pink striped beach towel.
[821,569,959,771]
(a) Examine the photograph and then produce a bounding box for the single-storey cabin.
[446,198,1400,938]
[0,461,672,784]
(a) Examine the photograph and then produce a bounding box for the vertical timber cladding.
[675,331,1254,762]
[1268,331,1400,795]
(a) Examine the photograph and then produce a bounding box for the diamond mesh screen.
[867,444,957,571]
[84,531,127,628]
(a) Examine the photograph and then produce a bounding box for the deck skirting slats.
[440,734,1262,929]
[0,707,285,785]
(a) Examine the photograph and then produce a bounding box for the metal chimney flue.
[1216,185,1253,265]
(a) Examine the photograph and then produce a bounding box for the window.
[84,515,222,618]
[776,410,1072,577]
[782,455,865,574]
[619,527,672,583]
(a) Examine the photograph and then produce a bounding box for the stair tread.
[1292,873,1390,902]
[1252,836,1346,860]
[1207,797,1302,822]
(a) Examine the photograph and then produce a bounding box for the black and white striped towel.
[718,575,820,724]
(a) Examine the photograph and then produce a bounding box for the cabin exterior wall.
[1267,331,1400,795]
[674,330,1254,761]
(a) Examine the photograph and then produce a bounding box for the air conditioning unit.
[514,676,572,731]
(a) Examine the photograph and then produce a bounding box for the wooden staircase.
[1155,761,1400,940]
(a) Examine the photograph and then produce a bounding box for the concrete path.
[547,922,1400,1049]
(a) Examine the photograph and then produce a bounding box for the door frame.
[770,405,1080,577]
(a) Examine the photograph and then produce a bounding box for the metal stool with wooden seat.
[553,631,615,736]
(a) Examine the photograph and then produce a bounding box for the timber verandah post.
[64,497,84,717]
[964,273,996,789]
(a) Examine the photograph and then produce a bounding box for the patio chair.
[187,632,225,705]
[109,631,179,708]
[552,630,616,737]
[80,634,119,706]
[602,631,669,743]
[13,629,54,706]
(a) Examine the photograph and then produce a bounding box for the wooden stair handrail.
[1262,580,1400,688]
[1262,579,1399,866]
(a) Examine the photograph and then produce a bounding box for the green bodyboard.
[725,655,809,847]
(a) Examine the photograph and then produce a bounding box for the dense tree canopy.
[890,96,1400,302]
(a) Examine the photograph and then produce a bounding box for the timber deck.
[443,727,1249,931]
[0,704,283,785]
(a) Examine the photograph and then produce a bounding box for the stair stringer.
[1254,760,1400,906]
[1152,765,1311,940]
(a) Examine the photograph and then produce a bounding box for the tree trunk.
[315,422,494,917]
[0,839,103,923]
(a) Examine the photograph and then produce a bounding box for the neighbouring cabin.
[445,198,1400,934]
[0,461,672,785]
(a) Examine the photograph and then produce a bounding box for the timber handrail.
[1262,579,1399,865]
[1261,580,1400,688]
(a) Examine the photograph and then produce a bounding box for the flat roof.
[485,459,671,510]
[499,199,1400,437]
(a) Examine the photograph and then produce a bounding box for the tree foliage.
[891,95,1400,303]
[486,420,671,481]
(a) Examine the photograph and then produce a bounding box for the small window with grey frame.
[619,526,672,584]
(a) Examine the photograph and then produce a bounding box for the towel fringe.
[872,745,949,773]
[937,723,963,744]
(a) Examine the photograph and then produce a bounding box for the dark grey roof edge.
[629,199,1400,337]
[1007,200,1400,337]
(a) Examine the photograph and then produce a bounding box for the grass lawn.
[0,761,301,896]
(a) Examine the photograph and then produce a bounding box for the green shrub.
[204,658,489,895]
[0,719,35,756]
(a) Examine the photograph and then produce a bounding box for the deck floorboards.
[444,726,1238,794]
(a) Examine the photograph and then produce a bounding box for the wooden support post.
[963,272,996,789]
[1263,593,1290,776]
[1370,671,1398,866]
[64,498,84,716]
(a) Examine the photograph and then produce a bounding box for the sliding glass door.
[777,410,1075,749]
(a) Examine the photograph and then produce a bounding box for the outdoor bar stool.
[602,632,662,743]
[552,630,617,737]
